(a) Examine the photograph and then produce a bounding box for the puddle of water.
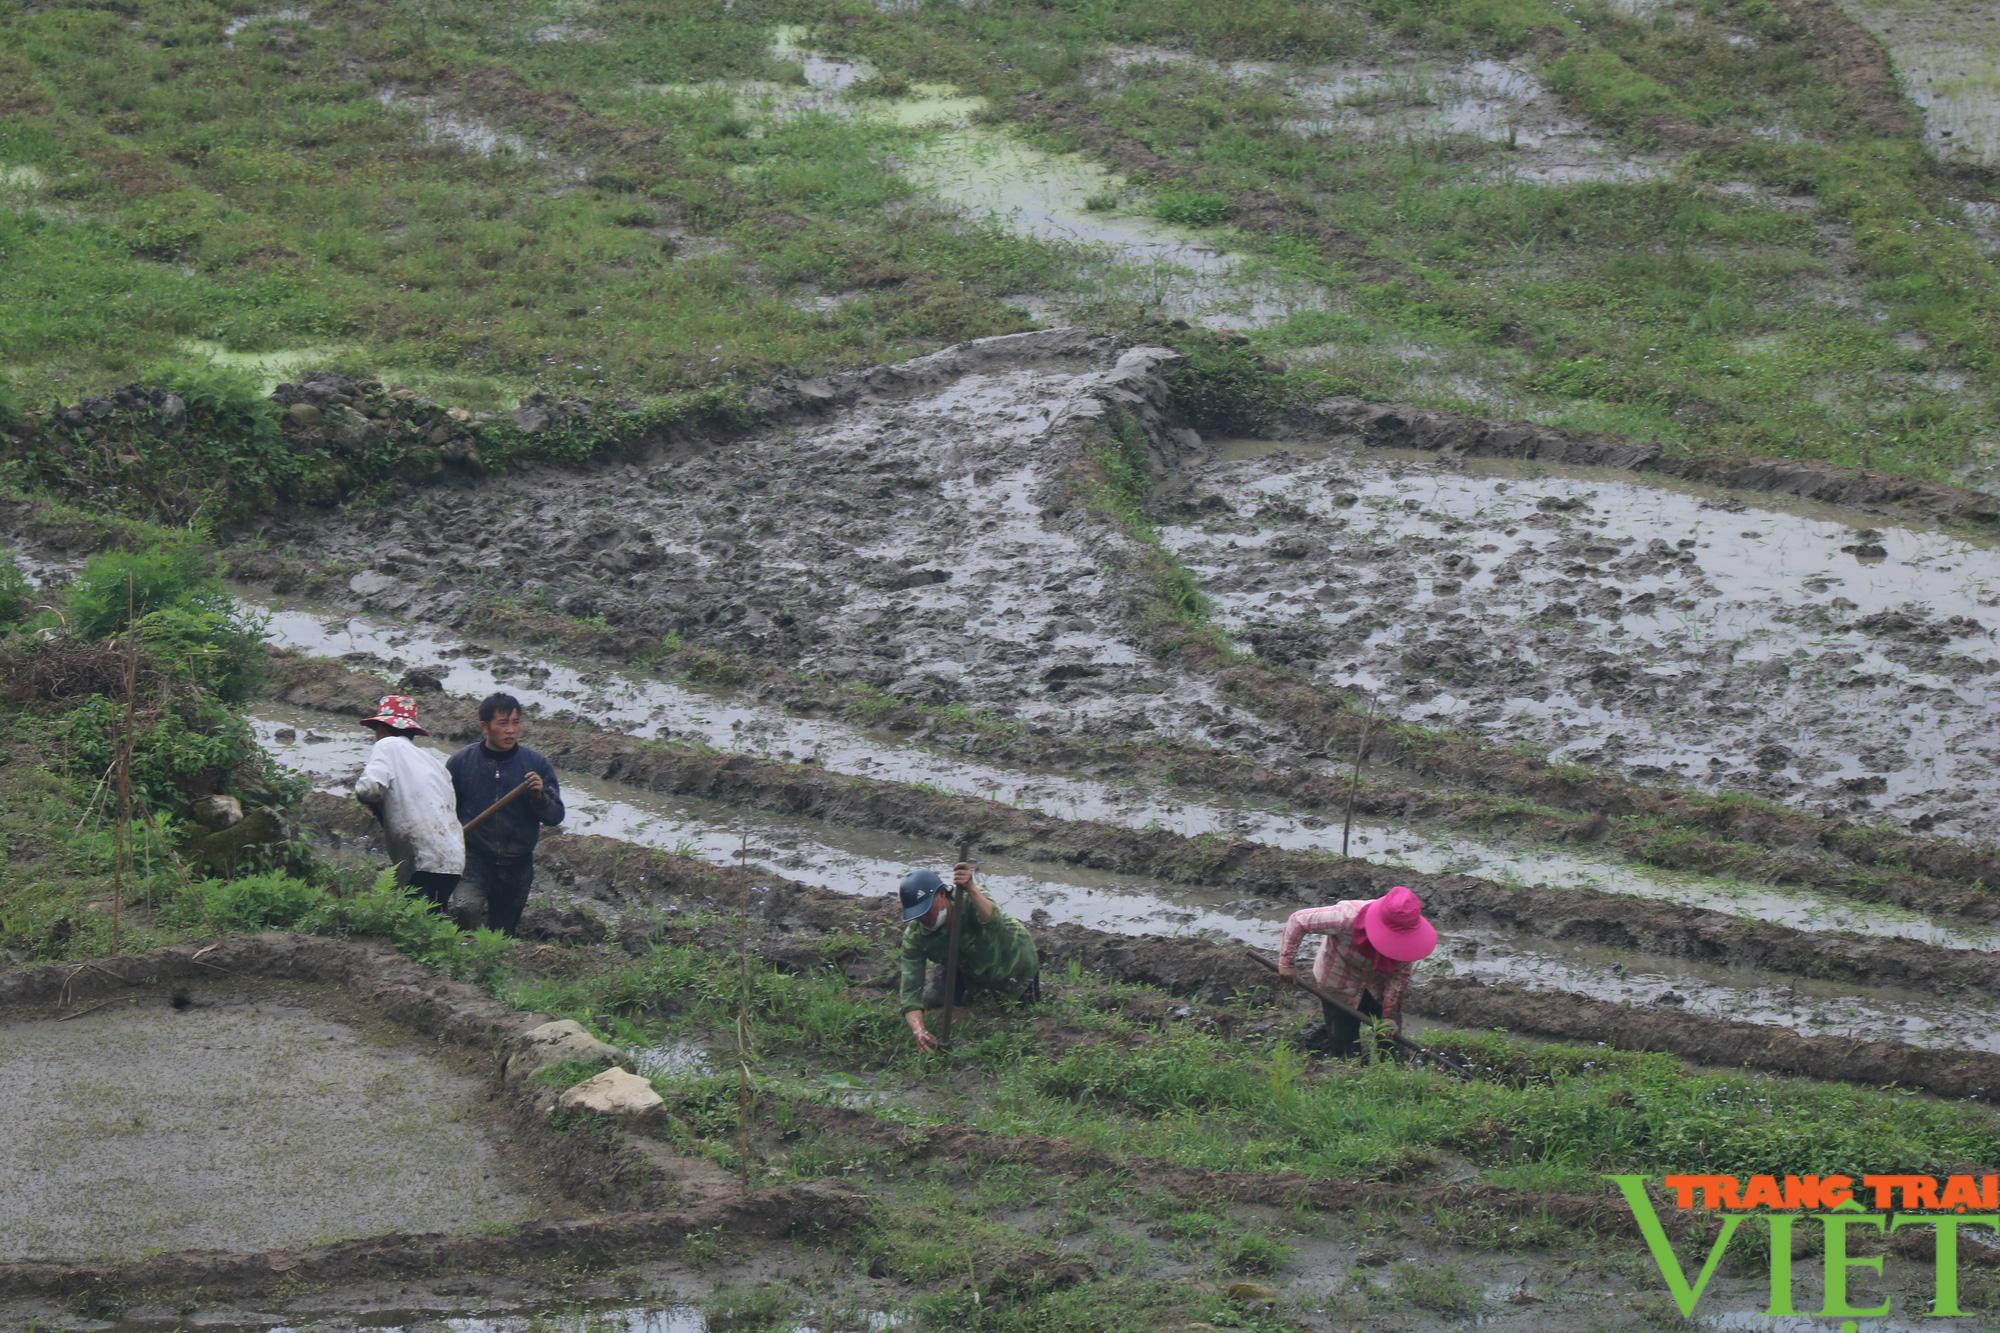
[1836,0,2000,166]
[902,125,1313,327]
[1103,46,1665,185]
[1955,197,2000,256]
[1164,440,2000,840]
[179,339,353,392]
[768,23,878,93]
[630,1039,712,1081]
[530,21,601,43]
[375,88,537,157]
[249,596,2000,951]
[222,8,310,40]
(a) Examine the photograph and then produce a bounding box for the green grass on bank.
[5,0,1998,481]
[0,0,1062,404]
[515,938,2000,1195]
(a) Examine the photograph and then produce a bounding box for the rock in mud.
[556,1066,664,1119]
[505,1019,623,1084]
[183,808,288,878]
[188,794,244,831]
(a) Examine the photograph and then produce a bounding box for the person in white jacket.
[353,695,465,911]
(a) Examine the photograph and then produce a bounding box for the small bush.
[167,871,320,931]
[64,541,265,698]
[0,551,33,628]
[1154,188,1231,227]
[0,379,24,436]
[63,693,265,811]
[65,541,214,641]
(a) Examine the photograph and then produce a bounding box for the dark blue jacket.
[446,742,564,865]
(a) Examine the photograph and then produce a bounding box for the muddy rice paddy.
[1164,438,2000,838]
[0,985,547,1261]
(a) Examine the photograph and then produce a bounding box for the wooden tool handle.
[462,778,536,835]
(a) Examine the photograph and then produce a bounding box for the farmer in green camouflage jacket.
[896,863,1041,1053]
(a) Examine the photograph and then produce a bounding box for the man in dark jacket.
[446,692,564,934]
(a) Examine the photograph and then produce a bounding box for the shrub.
[63,693,265,811]
[0,551,32,628]
[166,870,320,931]
[65,540,215,640]
[64,541,264,698]
[1154,188,1232,227]
[0,379,24,436]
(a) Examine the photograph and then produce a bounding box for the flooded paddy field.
[261,643,2000,1097]
[1163,436,2000,839]
[0,983,550,1261]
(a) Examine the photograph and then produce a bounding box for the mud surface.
[0,985,546,1261]
[265,331,1279,753]
[250,602,2000,948]
[1164,438,2000,838]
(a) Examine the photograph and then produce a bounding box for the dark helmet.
[899,868,946,922]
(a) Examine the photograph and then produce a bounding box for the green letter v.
[1609,1175,1744,1317]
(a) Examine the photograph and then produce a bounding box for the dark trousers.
[407,870,460,912]
[461,855,535,935]
[1325,989,1384,1060]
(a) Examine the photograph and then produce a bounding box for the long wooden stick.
[937,838,971,1047]
[461,778,535,835]
[1341,698,1376,860]
[1245,948,1473,1077]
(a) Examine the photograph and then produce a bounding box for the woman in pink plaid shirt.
[1277,885,1437,1058]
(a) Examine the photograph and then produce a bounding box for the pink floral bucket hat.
[362,694,430,737]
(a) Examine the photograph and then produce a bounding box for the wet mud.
[0,988,547,1261]
[266,653,2000,1008]
[0,938,864,1305]
[1832,0,2000,166]
[244,574,2000,927]
[260,330,1279,753]
[1162,437,2000,839]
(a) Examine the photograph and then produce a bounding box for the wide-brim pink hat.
[362,694,430,737]
[1362,885,1437,963]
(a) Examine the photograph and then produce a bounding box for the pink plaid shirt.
[1278,900,1414,1017]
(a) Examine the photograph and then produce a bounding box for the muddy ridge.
[271,655,2000,1002]
[1420,977,2000,1103]
[0,1188,863,1306]
[1278,397,1999,528]
[1162,632,2000,892]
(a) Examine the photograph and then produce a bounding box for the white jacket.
[354,735,465,876]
